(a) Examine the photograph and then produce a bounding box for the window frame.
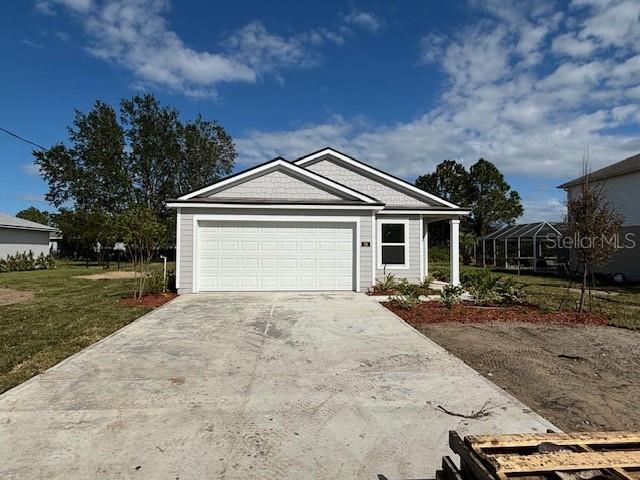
[377,219,410,270]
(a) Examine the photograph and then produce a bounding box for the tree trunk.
[578,263,588,313]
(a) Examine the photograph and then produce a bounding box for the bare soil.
[0,288,34,306]
[76,271,145,280]
[119,293,177,308]
[417,322,640,431]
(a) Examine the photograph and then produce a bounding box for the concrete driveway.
[0,293,553,479]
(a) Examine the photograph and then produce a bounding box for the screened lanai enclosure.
[476,222,568,273]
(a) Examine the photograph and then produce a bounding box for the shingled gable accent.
[294,147,459,208]
[177,157,380,204]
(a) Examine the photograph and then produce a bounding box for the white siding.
[567,170,640,226]
[0,228,50,258]
[203,170,343,201]
[178,208,375,293]
[306,156,435,207]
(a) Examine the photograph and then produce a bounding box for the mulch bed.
[368,286,438,296]
[119,293,177,308]
[383,301,609,325]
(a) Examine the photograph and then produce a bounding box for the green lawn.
[430,261,640,329]
[0,262,171,394]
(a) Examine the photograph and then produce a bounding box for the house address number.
[361,241,371,247]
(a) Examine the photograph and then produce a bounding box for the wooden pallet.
[446,431,640,480]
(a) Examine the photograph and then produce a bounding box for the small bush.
[462,268,501,305]
[0,251,55,273]
[441,284,464,309]
[374,272,398,293]
[146,271,167,295]
[496,278,527,304]
[420,274,434,291]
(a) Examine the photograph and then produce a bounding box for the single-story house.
[0,213,57,258]
[168,148,469,293]
[558,152,640,281]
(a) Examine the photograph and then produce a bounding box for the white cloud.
[36,0,352,97]
[36,0,92,14]
[551,33,597,57]
[520,197,566,223]
[237,1,640,221]
[344,11,382,33]
[225,21,321,74]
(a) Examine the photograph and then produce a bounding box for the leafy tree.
[415,160,471,206]
[16,207,53,226]
[467,159,523,237]
[33,94,236,230]
[54,208,115,263]
[416,158,523,240]
[116,205,167,300]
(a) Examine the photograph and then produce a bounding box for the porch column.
[423,220,429,279]
[449,219,460,285]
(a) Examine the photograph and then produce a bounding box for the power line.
[0,126,47,150]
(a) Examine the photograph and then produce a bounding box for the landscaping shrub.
[0,252,55,273]
[387,277,422,308]
[461,268,501,305]
[373,272,398,293]
[461,269,527,305]
[496,278,527,304]
[441,284,464,309]
[146,271,168,295]
[420,274,434,291]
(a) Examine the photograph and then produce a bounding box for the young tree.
[116,205,166,301]
[565,164,623,312]
[16,207,53,226]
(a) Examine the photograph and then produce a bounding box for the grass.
[0,261,173,394]
[429,261,640,329]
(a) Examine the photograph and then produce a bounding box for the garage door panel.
[197,220,355,291]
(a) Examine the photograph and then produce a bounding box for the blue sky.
[2,0,640,221]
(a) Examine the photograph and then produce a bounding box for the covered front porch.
[423,214,466,285]
[377,210,468,286]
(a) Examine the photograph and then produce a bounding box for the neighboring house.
[168,148,469,293]
[558,152,640,281]
[0,213,57,258]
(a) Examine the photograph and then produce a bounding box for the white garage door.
[196,221,355,291]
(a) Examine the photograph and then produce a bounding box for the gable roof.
[558,152,640,189]
[177,157,380,204]
[294,147,460,209]
[0,213,56,232]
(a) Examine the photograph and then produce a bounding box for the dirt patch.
[417,322,640,431]
[0,288,34,306]
[384,301,608,325]
[119,293,177,308]
[76,271,146,280]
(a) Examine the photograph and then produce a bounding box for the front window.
[378,220,409,268]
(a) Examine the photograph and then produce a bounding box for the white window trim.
[377,219,410,270]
